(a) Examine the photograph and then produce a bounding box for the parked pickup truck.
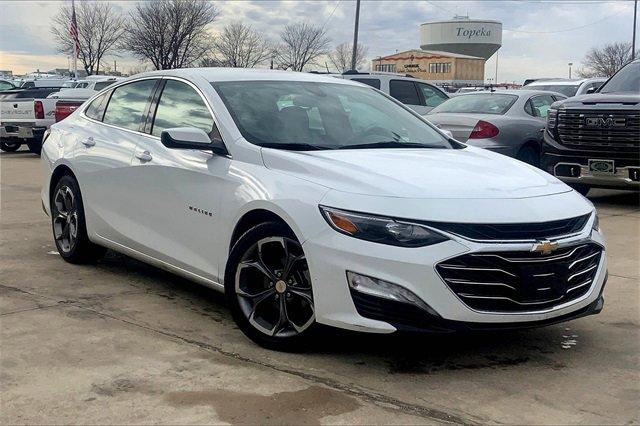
[0,87,60,154]
[542,60,640,195]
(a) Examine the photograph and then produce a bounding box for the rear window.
[430,93,518,115]
[351,78,381,89]
[94,81,116,91]
[527,84,579,97]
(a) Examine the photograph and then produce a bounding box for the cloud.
[1,0,635,82]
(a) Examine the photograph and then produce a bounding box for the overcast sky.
[0,0,636,83]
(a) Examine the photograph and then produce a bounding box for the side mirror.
[160,127,228,156]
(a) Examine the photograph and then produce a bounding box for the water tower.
[420,16,502,59]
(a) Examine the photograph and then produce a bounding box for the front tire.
[569,183,590,196]
[225,222,317,351]
[517,145,540,167]
[51,175,106,263]
[27,139,42,155]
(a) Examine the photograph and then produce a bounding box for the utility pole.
[568,62,573,78]
[351,0,361,71]
[633,0,638,60]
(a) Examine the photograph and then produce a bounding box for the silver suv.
[336,72,449,115]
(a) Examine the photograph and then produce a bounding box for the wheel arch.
[49,164,77,204]
[228,208,298,253]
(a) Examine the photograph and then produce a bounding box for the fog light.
[347,271,439,316]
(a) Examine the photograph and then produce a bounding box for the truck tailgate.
[0,99,35,122]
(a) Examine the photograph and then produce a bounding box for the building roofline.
[375,49,484,61]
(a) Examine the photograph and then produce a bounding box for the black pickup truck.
[542,60,639,195]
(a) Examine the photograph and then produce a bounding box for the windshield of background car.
[212,80,451,150]
[599,62,640,93]
[430,93,518,115]
[528,84,578,97]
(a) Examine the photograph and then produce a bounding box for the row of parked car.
[2,62,638,195]
[0,76,122,154]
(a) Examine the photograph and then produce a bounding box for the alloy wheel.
[235,236,314,338]
[52,186,78,253]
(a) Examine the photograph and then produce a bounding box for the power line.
[503,10,625,33]
[322,0,342,30]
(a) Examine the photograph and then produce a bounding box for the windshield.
[528,84,578,97]
[599,62,640,94]
[212,81,451,150]
[430,93,517,115]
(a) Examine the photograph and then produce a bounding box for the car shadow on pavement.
[92,249,575,374]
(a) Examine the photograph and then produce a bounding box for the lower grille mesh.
[436,243,602,313]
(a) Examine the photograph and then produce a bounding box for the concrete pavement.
[1,149,638,424]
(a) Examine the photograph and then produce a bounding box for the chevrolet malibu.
[41,69,607,350]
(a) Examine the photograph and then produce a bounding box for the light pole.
[351,0,361,71]
[633,0,638,60]
[568,62,573,79]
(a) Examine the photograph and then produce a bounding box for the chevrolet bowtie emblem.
[531,239,559,255]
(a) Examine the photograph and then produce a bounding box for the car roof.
[455,89,563,97]
[341,73,431,84]
[527,78,603,86]
[134,68,361,86]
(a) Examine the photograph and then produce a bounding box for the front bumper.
[542,131,640,190]
[304,211,607,334]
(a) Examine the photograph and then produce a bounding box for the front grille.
[436,243,602,313]
[556,109,640,153]
[424,214,589,242]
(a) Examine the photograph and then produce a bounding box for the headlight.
[319,206,448,247]
[546,108,558,130]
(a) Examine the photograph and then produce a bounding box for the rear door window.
[527,94,556,118]
[389,80,421,105]
[102,79,157,131]
[416,83,448,107]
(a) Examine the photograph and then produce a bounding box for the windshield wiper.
[259,142,329,151]
[337,141,438,150]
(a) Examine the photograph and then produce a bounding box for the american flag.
[70,0,80,58]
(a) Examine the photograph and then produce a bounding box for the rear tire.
[225,222,317,351]
[51,175,106,264]
[0,140,20,152]
[516,145,540,167]
[27,139,42,155]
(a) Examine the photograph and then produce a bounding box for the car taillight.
[34,101,45,119]
[469,120,499,139]
[54,103,79,122]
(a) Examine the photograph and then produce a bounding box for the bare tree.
[122,0,219,70]
[51,2,125,76]
[276,22,331,71]
[214,22,273,68]
[578,42,637,78]
[329,42,368,72]
[198,57,224,67]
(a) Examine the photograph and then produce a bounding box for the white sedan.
[41,69,607,350]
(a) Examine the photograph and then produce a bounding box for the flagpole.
[71,0,78,78]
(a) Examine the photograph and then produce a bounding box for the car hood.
[261,146,570,199]
[556,93,640,107]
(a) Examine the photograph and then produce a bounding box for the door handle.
[81,137,95,147]
[135,150,153,162]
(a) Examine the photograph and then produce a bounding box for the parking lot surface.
[1,149,639,425]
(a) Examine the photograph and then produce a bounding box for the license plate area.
[588,159,615,175]
[4,125,19,133]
